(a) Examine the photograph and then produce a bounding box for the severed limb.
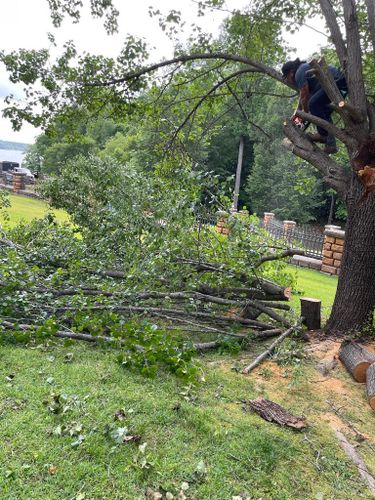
[242,324,300,374]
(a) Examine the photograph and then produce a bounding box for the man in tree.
[282,58,347,155]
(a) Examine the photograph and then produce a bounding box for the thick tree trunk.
[326,175,375,333]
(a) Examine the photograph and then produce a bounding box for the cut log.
[366,363,375,410]
[244,397,307,429]
[339,342,375,382]
[300,297,321,330]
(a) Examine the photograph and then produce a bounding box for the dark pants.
[308,78,347,144]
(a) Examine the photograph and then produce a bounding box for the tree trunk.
[367,363,375,410]
[326,174,375,333]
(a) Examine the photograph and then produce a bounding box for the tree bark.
[367,363,375,410]
[244,397,307,429]
[338,341,375,382]
[326,175,375,333]
[300,298,321,330]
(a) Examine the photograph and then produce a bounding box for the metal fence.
[264,218,324,259]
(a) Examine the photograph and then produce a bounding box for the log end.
[369,396,375,411]
[353,362,372,383]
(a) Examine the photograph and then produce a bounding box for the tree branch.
[166,68,257,148]
[342,0,368,116]
[318,0,347,69]
[282,121,349,196]
[365,0,375,63]
[295,109,357,148]
[86,52,285,88]
[255,248,304,268]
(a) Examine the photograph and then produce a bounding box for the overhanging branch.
[85,52,285,88]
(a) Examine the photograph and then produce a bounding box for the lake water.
[0,149,26,165]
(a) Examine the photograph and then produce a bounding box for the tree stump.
[339,342,375,382]
[300,297,321,330]
[367,363,375,410]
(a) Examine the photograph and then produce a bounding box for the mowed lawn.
[0,193,69,227]
[287,265,338,321]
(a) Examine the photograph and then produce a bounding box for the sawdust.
[321,412,347,431]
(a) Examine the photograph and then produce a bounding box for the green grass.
[0,193,68,228]
[288,265,338,321]
[0,341,373,499]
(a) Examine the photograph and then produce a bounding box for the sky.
[0,0,328,145]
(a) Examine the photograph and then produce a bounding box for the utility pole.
[232,135,245,212]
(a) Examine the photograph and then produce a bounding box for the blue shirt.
[295,63,342,94]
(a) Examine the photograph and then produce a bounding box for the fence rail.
[263,218,324,259]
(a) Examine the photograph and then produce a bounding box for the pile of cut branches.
[0,157,303,375]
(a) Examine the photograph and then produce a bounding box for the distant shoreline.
[0,140,30,152]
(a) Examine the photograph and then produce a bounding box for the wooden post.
[367,363,375,410]
[300,297,321,330]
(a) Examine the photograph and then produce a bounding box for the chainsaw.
[291,101,310,131]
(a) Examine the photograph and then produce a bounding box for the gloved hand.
[291,115,306,129]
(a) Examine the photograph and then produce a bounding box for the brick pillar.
[321,225,345,275]
[216,212,230,235]
[12,173,26,193]
[283,220,296,242]
[263,212,275,227]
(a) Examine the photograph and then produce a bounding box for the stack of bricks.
[321,225,345,275]
[12,173,26,193]
[283,220,296,241]
[263,212,275,227]
[216,216,230,235]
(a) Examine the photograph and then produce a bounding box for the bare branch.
[255,248,305,268]
[282,121,349,196]
[318,0,347,69]
[86,52,285,88]
[242,324,300,374]
[295,110,357,148]
[166,68,257,147]
[342,0,368,115]
[223,78,272,139]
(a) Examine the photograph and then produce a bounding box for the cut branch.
[333,428,375,496]
[242,324,299,374]
[255,248,304,268]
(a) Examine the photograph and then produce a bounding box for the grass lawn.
[0,193,68,228]
[287,265,338,322]
[1,340,374,499]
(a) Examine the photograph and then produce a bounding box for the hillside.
[0,139,30,151]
